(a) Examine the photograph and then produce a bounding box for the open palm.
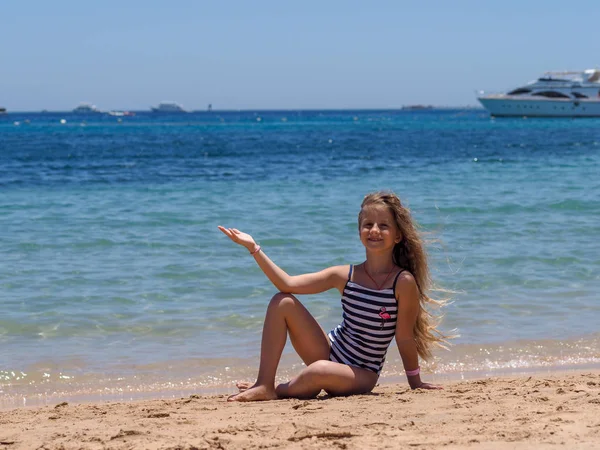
[218,226,256,250]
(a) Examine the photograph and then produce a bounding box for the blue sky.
[1,0,599,111]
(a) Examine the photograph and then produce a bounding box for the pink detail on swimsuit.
[379,306,391,329]
[379,306,391,320]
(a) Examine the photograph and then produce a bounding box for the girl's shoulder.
[395,268,415,282]
[337,264,353,280]
[394,270,419,300]
[323,264,353,294]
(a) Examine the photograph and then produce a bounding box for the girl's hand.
[218,226,256,251]
[411,382,442,390]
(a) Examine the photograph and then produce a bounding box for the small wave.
[547,199,600,211]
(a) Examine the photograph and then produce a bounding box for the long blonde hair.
[359,191,452,360]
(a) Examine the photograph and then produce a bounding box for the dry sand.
[1,371,599,449]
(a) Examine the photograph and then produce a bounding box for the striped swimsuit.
[328,265,404,375]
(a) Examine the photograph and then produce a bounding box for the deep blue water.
[1,109,599,404]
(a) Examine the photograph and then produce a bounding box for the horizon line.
[2,105,484,113]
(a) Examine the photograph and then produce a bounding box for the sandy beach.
[1,371,599,449]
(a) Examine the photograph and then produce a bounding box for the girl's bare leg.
[275,360,378,399]
[228,292,330,402]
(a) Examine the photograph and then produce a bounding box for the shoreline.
[1,370,599,449]
[3,361,600,412]
[3,333,600,410]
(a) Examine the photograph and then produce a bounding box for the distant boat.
[478,68,600,117]
[108,110,135,117]
[401,105,434,111]
[151,101,187,113]
[73,103,102,114]
[0,107,6,114]
[207,103,212,112]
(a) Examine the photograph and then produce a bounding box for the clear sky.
[1,0,599,111]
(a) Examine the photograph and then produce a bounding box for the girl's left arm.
[394,273,442,390]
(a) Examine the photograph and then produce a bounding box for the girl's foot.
[227,384,277,402]
[235,381,252,392]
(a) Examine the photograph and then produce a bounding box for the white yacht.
[478,69,600,117]
[73,103,102,114]
[150,101,187,113]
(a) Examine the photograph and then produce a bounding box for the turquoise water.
[1,110,600,406]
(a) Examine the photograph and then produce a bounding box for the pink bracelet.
[406,367,420,377]
[250,245,261,255]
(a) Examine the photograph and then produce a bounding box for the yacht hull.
[478,96,600,117]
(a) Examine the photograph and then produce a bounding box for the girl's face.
[359,205,402,254]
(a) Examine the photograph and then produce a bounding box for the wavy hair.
[359,191,453,360]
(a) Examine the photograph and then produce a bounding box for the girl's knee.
[268,292,298,310]
[305,360,332,378]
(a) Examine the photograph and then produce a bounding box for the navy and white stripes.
[328,268,403,374]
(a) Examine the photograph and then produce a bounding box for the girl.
[218,191,449,402]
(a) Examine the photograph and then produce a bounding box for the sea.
[1,109,599,408]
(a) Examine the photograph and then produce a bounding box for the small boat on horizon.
[0,107,6,114]
[150,101,187,113]
[477,68,600,117]
[401,104,434,111]
[73,103,102,114]
[108,110,135,117]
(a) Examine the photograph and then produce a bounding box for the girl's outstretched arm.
[218,226,347,295]
[394,272,442,390]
